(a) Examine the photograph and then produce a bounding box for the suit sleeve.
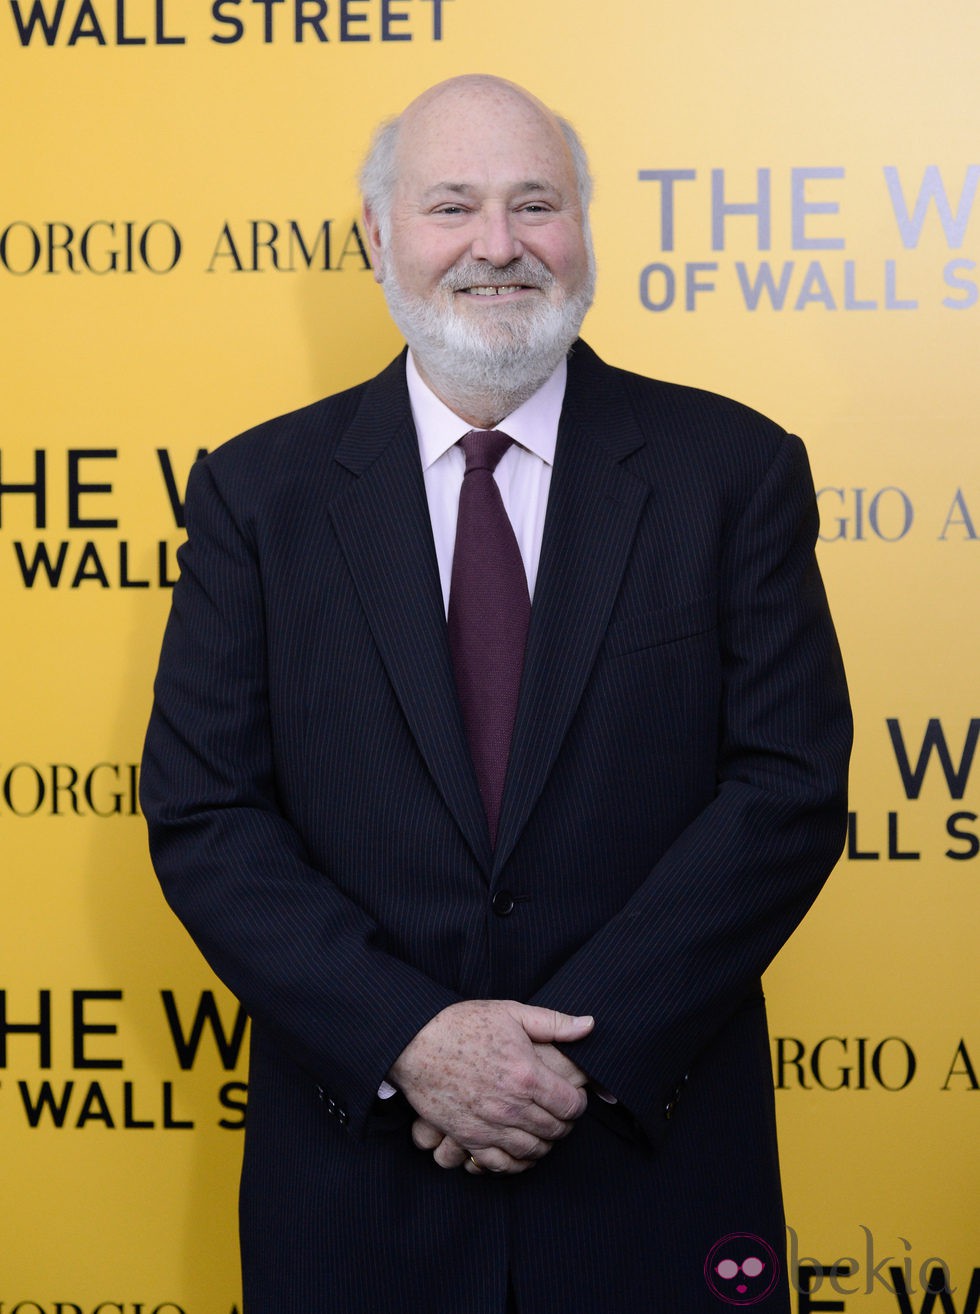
[529,432,852,1145]
[140,458,459,1138]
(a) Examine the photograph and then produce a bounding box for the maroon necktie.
[448,430,531,846]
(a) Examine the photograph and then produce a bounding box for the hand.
[411,1042,592,1174]
[389,1001,593,1173]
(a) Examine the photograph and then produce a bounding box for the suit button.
[491,890,516,916]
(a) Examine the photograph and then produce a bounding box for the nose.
[470,207,523,266]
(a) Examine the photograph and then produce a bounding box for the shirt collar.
[406,350,566,471]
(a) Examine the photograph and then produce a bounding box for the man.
[141,75,851,1312]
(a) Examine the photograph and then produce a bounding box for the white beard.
[380,250,595,422]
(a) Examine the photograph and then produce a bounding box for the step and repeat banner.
[2,1,977,1309]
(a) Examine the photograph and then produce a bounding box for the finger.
[474,1144,544,1174]
[411,1118,444,1151]
[470,1079,577,1144]
[491,1103,576,1146]
[478,1125,556,1161]
[481,1074,584,1142]
[466,1154,534,1175]
[535,1043,590,1088]
[432,1137,469,1170]
[514,1005,594,1045]
[526,1062,590,1124]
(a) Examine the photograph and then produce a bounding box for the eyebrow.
[420,180,555,200]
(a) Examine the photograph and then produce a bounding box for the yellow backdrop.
[2,1,977,1309]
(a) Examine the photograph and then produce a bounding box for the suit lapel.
[323,346,648,876]
[327,357,493,872]
[493,345,649,872]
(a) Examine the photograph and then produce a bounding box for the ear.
[362,202,385,284]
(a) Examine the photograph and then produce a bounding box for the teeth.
[466,285,522,295]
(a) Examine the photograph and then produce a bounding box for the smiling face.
[363,76,595,423]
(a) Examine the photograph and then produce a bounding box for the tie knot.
[459,429,513,475]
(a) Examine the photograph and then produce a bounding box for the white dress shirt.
[407,350,566,612]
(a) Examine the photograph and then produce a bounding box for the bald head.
[360,75,592,244]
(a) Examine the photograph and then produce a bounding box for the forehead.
[394,85,576,199]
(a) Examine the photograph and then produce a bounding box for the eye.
[716,1261,740,1280]
[743,1258,765,1278]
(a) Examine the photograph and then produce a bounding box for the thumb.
[516,1006,594,1044]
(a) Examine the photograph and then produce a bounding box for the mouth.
[457,284,538,298]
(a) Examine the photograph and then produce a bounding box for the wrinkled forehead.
[394,82,576,199]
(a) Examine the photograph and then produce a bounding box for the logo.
[705,1233,781,1306]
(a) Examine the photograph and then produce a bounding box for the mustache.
[440,256,555,292]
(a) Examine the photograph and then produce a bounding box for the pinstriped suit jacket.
[141,341,851,1313]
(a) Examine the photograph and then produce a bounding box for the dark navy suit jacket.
[141,342,851,1313]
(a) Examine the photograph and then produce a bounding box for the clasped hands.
[387,999,594,1176]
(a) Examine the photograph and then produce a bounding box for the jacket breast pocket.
[602,594,718,658]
